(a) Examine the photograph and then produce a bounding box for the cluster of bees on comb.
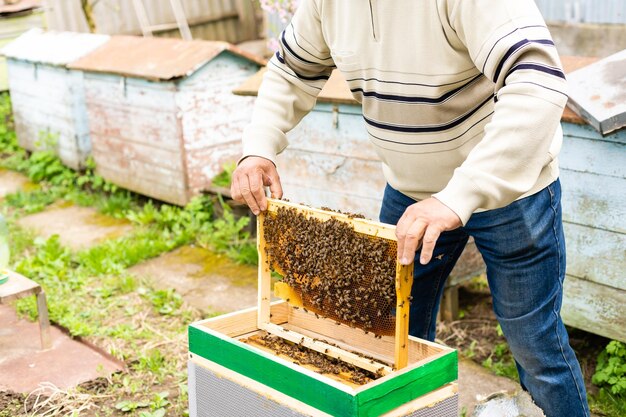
[244,333,381,384]
[263,206,398,336]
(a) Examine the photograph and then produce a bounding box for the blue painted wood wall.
[559,121,626,342]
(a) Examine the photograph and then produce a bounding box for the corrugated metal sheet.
[1,28,109,66]
[69,35,264,81]
[44,0,259,43]
[536,0,626,24]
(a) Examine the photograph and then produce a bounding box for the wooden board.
[188,304,457,417]
[0,270,41,303]
[563,222,625,291]
[265,198,396,240]
[561,274,626,343]
[286,307,443,365]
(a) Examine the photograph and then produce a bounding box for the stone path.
[458,358,521,415]
[129,245,258,314]
[18,204,133,250]
[0,169,31,199]
[0,305,123,393]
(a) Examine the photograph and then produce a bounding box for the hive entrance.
[257,198,414,373]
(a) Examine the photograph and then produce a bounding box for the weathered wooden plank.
[560,133,626,178]
[560,169,626,233]
[6,59,93,169]
[178,56,257,150]
[87,104,182,152]
[185,141,241,194]
[280,181,384,221]
[562,274,626,343]
[563,222,625,290]
[93,149,185,187]
[287,108,378,161]
[96,165,188,206]
[562,121,626,145]
[83,74,179,112]
[91,136,183,172]
[276,149,386,199]
[7,63,78,101]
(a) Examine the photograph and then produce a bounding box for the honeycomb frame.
[257,198,414,370]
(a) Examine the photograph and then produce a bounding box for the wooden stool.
[0,270,52,350]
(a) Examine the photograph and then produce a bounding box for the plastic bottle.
[0,214,9,285]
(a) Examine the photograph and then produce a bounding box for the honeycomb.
[262,206,398,336]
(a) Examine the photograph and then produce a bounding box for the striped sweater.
[242,0,568,224]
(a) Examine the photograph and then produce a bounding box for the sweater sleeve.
[241,0,335,164]
[433,0,568,224]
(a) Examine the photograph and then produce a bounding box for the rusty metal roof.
[566,49,626,135]
[0,0,40,16]
[1,28,110,66]
[68,36,266,81]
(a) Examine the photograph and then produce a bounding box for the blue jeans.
[379,180,589,417]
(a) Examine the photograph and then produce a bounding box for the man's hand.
[396,198,462,265]
[231,156,283,215]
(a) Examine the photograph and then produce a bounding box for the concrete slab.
[129,245,258,314]
[17,204,133,250]
[0,304,123,393]
[458,358,521,415]
[0,168,31,199]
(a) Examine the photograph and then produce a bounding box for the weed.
[115,400,149,412]
[146,288,183,316]
[591,340,626,415]
[197,197,257,265]
[593,341,626,395]
[211,162,236,188]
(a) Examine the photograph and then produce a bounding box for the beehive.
[1,29,109,169]
[188,199,458,416]
[0,1,46,91]
[68,36,264,205]
[558,56,626,343]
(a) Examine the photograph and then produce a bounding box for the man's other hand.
[231,156,283,215]
[396,198,462,266]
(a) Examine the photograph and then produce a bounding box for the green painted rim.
[189,324,457,417]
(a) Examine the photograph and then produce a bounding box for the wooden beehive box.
[1,28,109,169]
[68,36,265,205]
[0,1,46,92]
[188,303,458,417]
[188,200,458,416]
[558,56,626,343]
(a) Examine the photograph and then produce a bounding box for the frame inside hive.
[257,198,414,372]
